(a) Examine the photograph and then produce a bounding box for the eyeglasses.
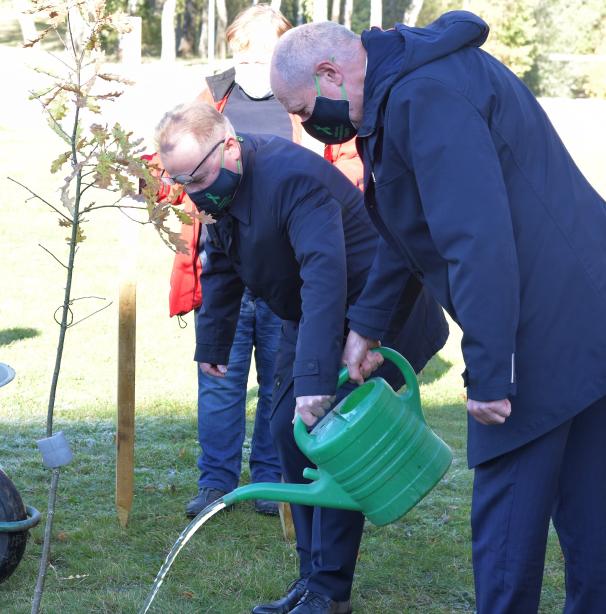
[160,139,223,186]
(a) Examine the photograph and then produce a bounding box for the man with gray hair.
[271,10,606,614]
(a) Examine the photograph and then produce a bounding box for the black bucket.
[0,469,28,583]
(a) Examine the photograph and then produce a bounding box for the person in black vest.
[168,5,300,519]
[270,14,606,613]
[156,101,449,614]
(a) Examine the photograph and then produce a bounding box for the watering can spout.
[222,471,358,511]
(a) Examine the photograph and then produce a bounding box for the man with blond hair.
[269,11,606,614]
[156,100,448,613]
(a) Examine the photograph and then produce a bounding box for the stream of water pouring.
[139,499,227,614]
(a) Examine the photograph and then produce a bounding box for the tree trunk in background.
[403,0,424,26]
[177,0,195,56]
[369,0,381,27]
[198,0,208,59]
[161,0,177,62]
[330,0,341,23]
[343,0,353,29]
[216,0,227,59]
[271,0,282,10]
[296,0,304,25]
[207,0,215,66]
[13,0,37,44]
[312,0,327,22]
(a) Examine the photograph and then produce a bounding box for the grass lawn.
[1,22,605,612]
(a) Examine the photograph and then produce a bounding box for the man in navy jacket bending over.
[156,101,448,614]
[270,11,606,614]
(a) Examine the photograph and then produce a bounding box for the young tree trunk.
[403,0,424,26]
[369,0,381,27]
[161,0,177,62]
[215,0,227,59]
[343,0,353,29]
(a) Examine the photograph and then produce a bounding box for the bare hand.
[295,395,336,426]
[199,362,228,378]
[467,398,511,425]
[341,330,383,385]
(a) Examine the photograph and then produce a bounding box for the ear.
[224,135,242,163]
[315,59,344,87]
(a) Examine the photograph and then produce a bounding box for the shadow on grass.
[418,354,453,386]
[0,327,40,347]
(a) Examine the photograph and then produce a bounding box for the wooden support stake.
[116,210,138,527]
[278,478,295,542]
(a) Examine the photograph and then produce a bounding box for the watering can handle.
[336,347,419,405]
[294,347,422,450]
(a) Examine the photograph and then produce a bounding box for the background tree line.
[104,0,605,97]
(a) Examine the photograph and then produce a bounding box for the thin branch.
[66,12,77,60]
[44,108,71,142]
[68,300,113,327]
[118,206,150,225]
[38,244,68,269]
[28,91,71,142]
[29,85,56,101]
[47,50,75,72]
[52,22,67,50]
[87,203,148,212]
[78,182,96,198]
[7,177,72,222]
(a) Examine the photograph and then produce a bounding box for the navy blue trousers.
[472,394,606,614]
[270,321,405,601]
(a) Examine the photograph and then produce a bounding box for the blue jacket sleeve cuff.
[194,343,231,365]
[465,380,517,402]
[293,375,338,398]
[346,304,392,341]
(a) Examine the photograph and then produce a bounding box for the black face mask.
[187,151,242,220]
[301,78,358,145]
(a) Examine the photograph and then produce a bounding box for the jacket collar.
[358,28,407,138]
[227,134,255,226]
[357,12,489,138]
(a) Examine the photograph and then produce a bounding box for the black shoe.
[251,578,308,614]
[185,487,226,518]
[254,499,279,516]
[290,591,352,614]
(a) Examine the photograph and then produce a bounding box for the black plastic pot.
[0,469,29,583]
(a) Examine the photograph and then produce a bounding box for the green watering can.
[223,348,452,526]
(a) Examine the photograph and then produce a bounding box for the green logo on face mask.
[205,193,232,209]
[314,125,333,136]
[313,125,350,139]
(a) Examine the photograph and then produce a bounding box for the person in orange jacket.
[148,8,363,524]
[158,5,305,519]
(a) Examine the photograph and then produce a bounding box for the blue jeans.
[197,289,282,492]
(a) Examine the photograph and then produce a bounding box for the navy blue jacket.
[347,11,606,466]
[195,134,448,397]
